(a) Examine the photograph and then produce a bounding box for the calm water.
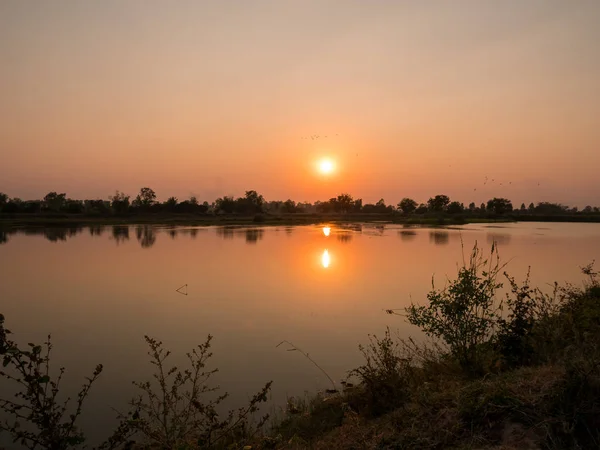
[1,222,600,442]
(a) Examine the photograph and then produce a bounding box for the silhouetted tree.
[520,203,527,212]
[583,206,593,214]
[427,195,450,212]
[398,198,417,215]
[468,202,476,212]
[133,187,157,208]
[534,202,568,215]
[528,203,535,212]
[2,200,21,214]
[164,197,178,211]
[0,193,7,207]
[335,193,354,213]
[415,203,428,214]
[65,199,84,214]
[110,191,130,215]
[480,203,486,211]
[353,198,363,212]
[283,199,297,213]
[43,192,66,212]
[234,190,265,214]
[215,196,235,214]
[447,201,464,214]
[486,198,513,215]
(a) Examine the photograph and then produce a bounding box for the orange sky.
[1,1,599,206]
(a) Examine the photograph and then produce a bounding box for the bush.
[0,314,132,449]
[349,328,413,416]
[121,335,272,449]
[405,242,504,374]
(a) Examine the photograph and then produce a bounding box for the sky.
[1,0,599,206]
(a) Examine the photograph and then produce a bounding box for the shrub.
[0,314,132,449]
[122,335,272,449]
[405,242,504,373]
[349,328,413,416]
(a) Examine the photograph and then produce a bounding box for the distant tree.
[283,199,297,213]
[43,192,66,212]
[353,198,363,212]
[468,202,476,212]
[2,200,21,214]
[65,199,84,214]
[133,187,157,208]
[534,202,568,215]
[363,199,393,214]
[335,193,354,213]
[528,203,535,213]
[486,198,513,215]
[189,196,198,205]
[0,193,7,206]
[571,206,579,213]
[520,203,527,212]
[398,198,417,215]
[594,207,600,214]
[21,201,42,214]
[447,201,464,214]
[110,191,130,215]
[164,197,178,211]
[215,196,236,214]
[415,203,428,214]
[480,203,486,211]
[427,195,450,212]
[583,206,593,214]
[234,190,265,214]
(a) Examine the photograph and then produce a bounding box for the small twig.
[276,340,337,391]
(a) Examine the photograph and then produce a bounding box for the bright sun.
[318,159,335,174]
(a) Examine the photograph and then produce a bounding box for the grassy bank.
[1,246,599,449]
[262,253,600,450]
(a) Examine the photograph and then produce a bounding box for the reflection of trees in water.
[111,226,130,245]
[136,226,156,248]
[245,228,264,244]
[336,232,353,243]
[429,230,449,245]
[189,229,199,239]
[487,233,511,246]
[398,230,417,241]
[216,227,235,239]
[285,227,294,235]
[89,226,105,236]
[0,230,9,245]
[167,228,178,239]
[339,223,362,233]
[45,227,82,242]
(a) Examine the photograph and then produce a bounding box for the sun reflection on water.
[322,226,331,237]
[321,249,331,268]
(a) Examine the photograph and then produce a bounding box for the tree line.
[0,188,598,217]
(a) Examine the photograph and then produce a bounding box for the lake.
[1,222,599,443]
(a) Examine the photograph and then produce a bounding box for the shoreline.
[1,213,599,228]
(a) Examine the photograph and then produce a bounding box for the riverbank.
[4,211,600,229]
[259,263,600,450]
[0,212,510,228]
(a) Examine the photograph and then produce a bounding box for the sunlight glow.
[318,159,335,174]
[322,226,331,237]
[321,249,331,268]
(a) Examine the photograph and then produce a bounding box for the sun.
[318,159,335,175]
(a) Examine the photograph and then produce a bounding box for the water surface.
[1,222,599,442]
